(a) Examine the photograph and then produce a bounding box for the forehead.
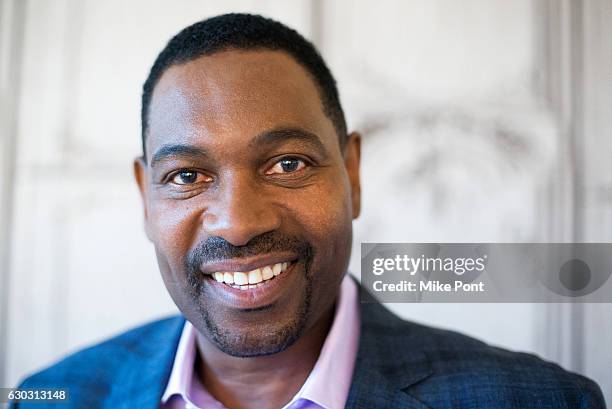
[146,50,336,157]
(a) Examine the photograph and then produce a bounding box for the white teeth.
[262,266,274,280]
[211,261,292,287]
[248,269,263,284]
[223,272,234,284]
[234,272,248,285]
[272,263,282,276]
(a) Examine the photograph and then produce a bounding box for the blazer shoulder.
[15,315,184,390]
[360,303,604,408]
[400,319,605,408]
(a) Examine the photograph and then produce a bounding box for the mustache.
[186,231,314,274]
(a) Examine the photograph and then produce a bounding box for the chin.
[208,319,307,357]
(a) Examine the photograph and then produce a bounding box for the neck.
[195,304,335,409]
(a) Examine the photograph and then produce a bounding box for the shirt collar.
[161,274,360,409]
[160,315,198,404]
[283,275,360,409]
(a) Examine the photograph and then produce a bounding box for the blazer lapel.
[105,315,186,409]
[346,300,434,409]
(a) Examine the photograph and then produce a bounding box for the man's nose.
[202,173,281,246]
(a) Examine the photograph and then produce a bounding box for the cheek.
[147,200,202,274]
[286,171,354,270]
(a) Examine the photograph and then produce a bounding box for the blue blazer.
[10,299,605,408]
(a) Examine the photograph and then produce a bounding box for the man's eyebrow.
[248,127,327,153]
[150,144,209,167]
[150,128,327,166]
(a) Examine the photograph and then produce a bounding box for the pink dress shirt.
[160,275,360,409]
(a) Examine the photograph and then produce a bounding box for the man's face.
[135,50,360,357]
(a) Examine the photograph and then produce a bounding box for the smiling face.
[134,49,360,357]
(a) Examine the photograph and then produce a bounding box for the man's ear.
[344,132,361,219]
[133,157,153,241]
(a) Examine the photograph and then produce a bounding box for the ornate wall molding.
[0,0,26,388]
[535,0,612,399]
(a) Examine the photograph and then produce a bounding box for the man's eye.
[267,158,306,175]
[170,170,209,185]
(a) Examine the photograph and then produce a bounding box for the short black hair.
[141,13,347,159]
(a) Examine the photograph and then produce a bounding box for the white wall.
[1,0,609,402]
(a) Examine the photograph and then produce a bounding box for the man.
[12,13,605,409]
